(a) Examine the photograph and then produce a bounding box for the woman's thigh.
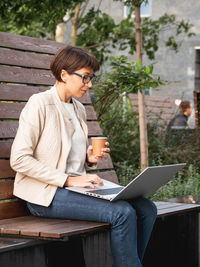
[27,188,136,225]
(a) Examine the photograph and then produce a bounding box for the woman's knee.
[111,200,137,225]
[132,197,157,219]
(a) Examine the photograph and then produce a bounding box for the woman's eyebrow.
[83,71,94,75]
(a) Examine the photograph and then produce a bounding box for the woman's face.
[61,67,94,99]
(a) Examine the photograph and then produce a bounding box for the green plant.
[93,79,200,201]
[150,164,200,201]
[93,55,163,119]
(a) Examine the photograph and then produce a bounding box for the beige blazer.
[10,85,94,207]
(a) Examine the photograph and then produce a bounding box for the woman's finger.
[88,175,103,186]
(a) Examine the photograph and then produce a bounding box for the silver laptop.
[66,163,186,202]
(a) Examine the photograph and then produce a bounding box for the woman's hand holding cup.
[87,137,110,163]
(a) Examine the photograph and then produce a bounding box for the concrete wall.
[148,0,200,103]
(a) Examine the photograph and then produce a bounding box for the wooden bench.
[128,93,175,126]
[0,31,200,267]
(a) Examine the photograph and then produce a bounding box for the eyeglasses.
[71,72,96,84]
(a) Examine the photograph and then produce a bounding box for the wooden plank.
[0,32,64,54]
[0,65,55,85]
[0,84,48,101]
[0,102,25,119]
[0,121,18,138]
[129,93,172,103]
[85,106,97,120]
[0,84,92,103]
[0,180,14,200]
[0,48,52,69]
[0,216,110,239]
[0,200,27,219]
[95,170,119,184]
[0,103,97,120]
[86,156,113,171]
[0,141,12,158]
[0,160,15,179]
[96,156,113,169]
[87,121,102,136]
[0,121,102,138]
[40,220,110,239]
[0,216,59,237]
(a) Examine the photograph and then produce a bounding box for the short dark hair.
[179,101,191,113]
[50,45,100,82]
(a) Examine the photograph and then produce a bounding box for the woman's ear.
[60,69,68,83]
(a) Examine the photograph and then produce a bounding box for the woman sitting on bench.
[10,45,157,267]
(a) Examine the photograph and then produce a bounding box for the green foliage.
[0,0,84,39]
[150,164,200,201]
[93,55,164,118]
[77,8,195,63]
[77,8,116,64]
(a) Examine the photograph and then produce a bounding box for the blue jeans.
[27,188,157,267]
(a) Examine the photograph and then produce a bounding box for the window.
[124,0,151,18]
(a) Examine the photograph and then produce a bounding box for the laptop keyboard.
[86,187,123,195]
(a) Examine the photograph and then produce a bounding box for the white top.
[62,102,86,177]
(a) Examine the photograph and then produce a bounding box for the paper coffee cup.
[91,137,107,157]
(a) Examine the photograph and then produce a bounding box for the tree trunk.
[71,3,81,46]
[134,2,149,170]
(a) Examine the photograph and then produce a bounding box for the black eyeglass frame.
[71,72,96,84]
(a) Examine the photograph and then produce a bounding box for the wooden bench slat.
[129,93,175,124]
[0,48,52,69]
[0,32,64,54]
[86,156,113,171]
[0,121,102,138]
[0,216,65,237]
[0,216,110,239]
[0,84,92,103]
[0,103,97,120]
[95,171,119,184]
[0,65,55,85]
[0,200,27,219]
[0,160,15,178]
[0,141,12,158]
[0,180,14,200]
[39,220,110,239]
[0,84,48,101]
[0,102,25,119]
[87,121,103,136]
[0,121,18,139]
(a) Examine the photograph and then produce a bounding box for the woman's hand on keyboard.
[64,174,104,189]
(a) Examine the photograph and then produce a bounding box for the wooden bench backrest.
[0,32,118,220]
[129,93,175,126]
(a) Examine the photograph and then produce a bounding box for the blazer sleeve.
[10,95,68,188]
